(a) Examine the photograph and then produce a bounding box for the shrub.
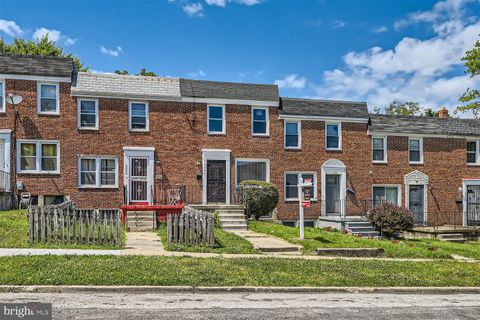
[369,203,415,239]
[239,180,279,220]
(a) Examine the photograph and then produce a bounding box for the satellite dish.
[6,94,23,105]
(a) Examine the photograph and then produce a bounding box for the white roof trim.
[182,97,278,107]
[0,74,71,83]
[279,114,369,123]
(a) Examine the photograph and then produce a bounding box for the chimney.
[438,107,449,118]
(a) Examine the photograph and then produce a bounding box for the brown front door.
[207,160,226,203]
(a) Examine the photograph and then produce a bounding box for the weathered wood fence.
[167,206,215,247]
[28,201,122,245]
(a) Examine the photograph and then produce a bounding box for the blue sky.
[0,0,479,114]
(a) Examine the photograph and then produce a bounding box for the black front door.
[409,185,424,224]
[207,160,226,203]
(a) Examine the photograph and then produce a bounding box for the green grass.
[249,221,480,260]
[0,255,479,286]
[157,223,258,254]
[0,210,124,249]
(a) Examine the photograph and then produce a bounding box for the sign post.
[298,177,313,240]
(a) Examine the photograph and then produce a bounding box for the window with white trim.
[18,140,60,173]
[0,80,4,112]
[79,156,118,188]
[252,106,269,136]
[467,141,479,164]
[284,172,317,201]
[372,136,387,162]
[207,105,225,134]
[372,185,400,206]
[235,159,269,186]
[78,99,98,129]
[326,123,341,150]
[409,138,423,164]
[284,121,300,149]
[38,83,59,114]
[129,102,148,131]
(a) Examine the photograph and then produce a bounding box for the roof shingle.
[280,97,369,119]
[0,54,73,78]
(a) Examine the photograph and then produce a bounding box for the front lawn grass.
[0,255,479,287]
[0,209,124,249]
[249,221,480,260]
[157,223,258,254]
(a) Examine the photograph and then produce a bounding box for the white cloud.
[205,0,262,6]
[205,0,227,7]
[331,20,346,29]
[188,69,207,78]
[100,46,123,57]
[314,0,480,114]
[373,25,388,33]
[183,2,204,17]
[0,19,23,37]
[275,74,307,89]
[33,27,77,46]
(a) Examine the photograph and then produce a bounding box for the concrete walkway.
[231,230,302,254]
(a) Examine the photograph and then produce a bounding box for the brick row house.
[0,54,479,228]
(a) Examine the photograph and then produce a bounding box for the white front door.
[123,147,155,205]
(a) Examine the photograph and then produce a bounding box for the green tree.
[424,108,439,117]
[0,36,87,71]
[457,36,480,117]
[385,100,423,116]
[114,68,157,76]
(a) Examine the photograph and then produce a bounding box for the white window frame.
[251,106,269,137]
[207,104,226,135]
[78,156,119,188]
[372,136,387,163]
[0,79,5,113]
[77,98,99,130]
[234,158,270,186]
[17,140,60,174]
[372,184,401,206]
[128,101,149,132]
[284,120,301,150]
[408,137,423,164]
[325,121,342,151]
[284,171,317,202]
[466,140,480,165]
[37,82,60,115]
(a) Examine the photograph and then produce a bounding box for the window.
[37,83,59,114]
[0,80,4,112]
[326,123,341,150]
[78,156,118,188]
[129,102,148,131]
[372,136,387,162]
[207,105,225,134]
[235,159,269,186]
[372,186,400,207]
[284,121,300,149]
[409,138,423,164]
[252,106,269,136]
[284,172,317,201]
[78,99,99,130]
[467,141,479,164]
[18,140,60,173]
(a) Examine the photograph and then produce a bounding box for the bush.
[369,203,415,239]
[239,180,279,220]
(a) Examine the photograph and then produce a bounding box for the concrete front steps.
[345,220,380,238]
[190,204,248,231]
[126,211,156,232]
[439,233,468,243]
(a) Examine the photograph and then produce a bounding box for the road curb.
[1,285,480,294]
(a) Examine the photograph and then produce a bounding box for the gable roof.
[0,54,73,79]
[369,114,480,137]
[180,78,279,105]
[279,97,369,120]
[71,72,181,100]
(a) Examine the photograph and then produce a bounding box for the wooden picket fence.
[167,206,215,247]
[28,201,122,245]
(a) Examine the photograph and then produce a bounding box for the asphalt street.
[1,292,479,319]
